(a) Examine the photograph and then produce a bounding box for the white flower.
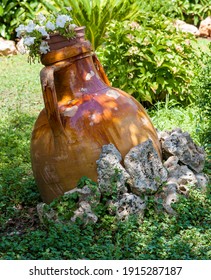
[36,26,49,37]
[23,36,36,46]
[56,14,72,28]
[39,41,50,54]
[15,24,26,37]
[70,23,77,29]
[36,13,46,23]
[46,21,55,31]
[25,20,36,33]
[129,22,140,30]
[66,7,72,11]
[128,46,139,55]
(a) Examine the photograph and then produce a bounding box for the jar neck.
[69,54,108,96]
[54,54,108,104]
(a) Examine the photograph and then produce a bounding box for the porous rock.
[164,156,198,195]
[108,193,146,220]
[65,184,101,208]
[155,183,178,215]
[199,16,211,38]
[160,128,205,173]
[37,185,100,225]
[71,201,98,224]
[96,144,130,195]
[174,19,200,36]
[0,37,17,56]
[195,173,209,192]
[37,202,58,224]
[124,139,168,195]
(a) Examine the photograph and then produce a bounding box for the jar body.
[31,40,161,203]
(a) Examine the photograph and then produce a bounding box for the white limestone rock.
[71,201,98,224]
[155,183,178,215]
[124,139,168,195]
[96,144,130,196]
[160,128,205,173]
[108,193,146,220]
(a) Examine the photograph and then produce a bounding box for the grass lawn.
[0,54,210,260]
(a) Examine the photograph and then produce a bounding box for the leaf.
[0,5,4,16]
[4,2,17,13]
[0,24,6,37]
[20,2,34,14]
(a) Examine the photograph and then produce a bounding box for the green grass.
[0,55,43,117]
[0,54,210,260]
[148,100,201,144]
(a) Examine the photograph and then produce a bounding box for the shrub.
[98,13,200,104]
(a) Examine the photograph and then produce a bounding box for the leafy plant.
[41,0,141,50]
[98,13,200,104]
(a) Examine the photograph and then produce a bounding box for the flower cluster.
[16,8,77,62]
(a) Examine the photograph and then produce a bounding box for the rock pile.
[37,128,208,225]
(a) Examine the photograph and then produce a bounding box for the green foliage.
[41,0,140,50]
[172,188,211,230]
[41,192,79,224]
[0,0,46,40]
[98,13,200,104]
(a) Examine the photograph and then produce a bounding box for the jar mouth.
[42,26,86,52]
[75,26,86,31]
[47,26,86,35]
[41,40,93,66]
[43,26,86,39]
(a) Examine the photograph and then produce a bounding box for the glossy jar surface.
[31,34,161,203]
